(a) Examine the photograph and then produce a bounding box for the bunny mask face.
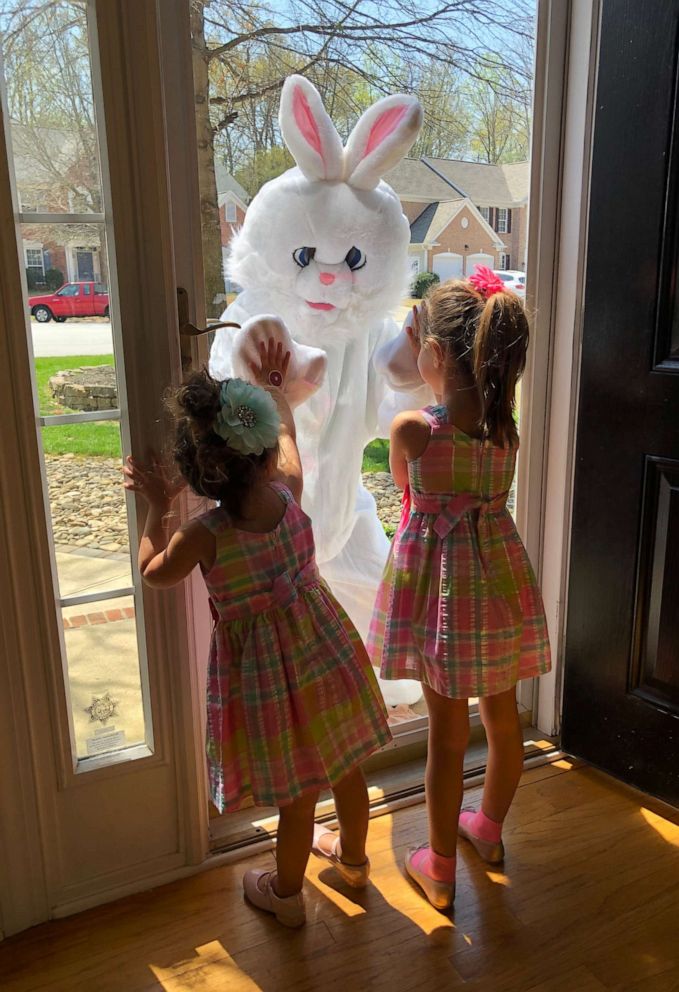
[226,76,423,342]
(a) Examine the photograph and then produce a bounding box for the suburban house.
[384,156,529,281]
[215,162,249,291]
[12,124,107,289]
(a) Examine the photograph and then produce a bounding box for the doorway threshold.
[208,728,560,856]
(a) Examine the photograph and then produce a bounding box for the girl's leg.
[422,683,470,857]
[478,687,523,823]
[275,790,319,897]
[330,765,369,865]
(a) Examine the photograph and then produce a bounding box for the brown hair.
[166,369,275,518]
[419,280,529,446]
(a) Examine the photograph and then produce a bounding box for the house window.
[496,208,508,234]
[410,256,421,276]
[499,253,511,270]
[479,206,490,223]
[19,192,39,213]
[25,246,44,274]
[226,200,237,222]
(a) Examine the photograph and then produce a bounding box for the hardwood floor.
[1,760,678,992]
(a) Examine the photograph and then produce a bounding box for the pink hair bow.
[468,265,505,299]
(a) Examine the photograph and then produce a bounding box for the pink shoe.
[458,808,505,864]
[404,844,455,910]
[311,824,370,888]
[243,870,306,928]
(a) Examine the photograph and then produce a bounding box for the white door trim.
[517,0,601,733]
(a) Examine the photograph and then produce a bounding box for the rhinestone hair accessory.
[213,378,281,455]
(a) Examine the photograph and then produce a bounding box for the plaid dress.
[367,405,551,699]
[199,483,391,813]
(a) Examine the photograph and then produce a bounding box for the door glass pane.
[2,0,103,214]
[2,1,151,766]
[189,1,538,749]
[62,597,144,759]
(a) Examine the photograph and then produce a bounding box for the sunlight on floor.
[485,869,511,887]
[524,738,559,752]
[149,940,261,991]
[640,807,679,846]
[304,875,367,917]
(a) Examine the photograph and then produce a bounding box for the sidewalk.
[56,546,144,759]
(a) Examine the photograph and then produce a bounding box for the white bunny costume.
[210,75,431,705]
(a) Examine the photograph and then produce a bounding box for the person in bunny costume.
[210,75,431,706]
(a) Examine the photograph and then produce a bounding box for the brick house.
[384,157,529,281]
[215,163,249,292]
[12,124,106,289]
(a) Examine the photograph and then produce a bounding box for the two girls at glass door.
[123,332,391,929]
[367,267,551,910]
[125,266,551,924]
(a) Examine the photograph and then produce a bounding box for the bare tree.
[1,1,105,281]
[192,0,534,313]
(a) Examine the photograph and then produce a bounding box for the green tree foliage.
[412,271,440,299]
[234,146,294,198]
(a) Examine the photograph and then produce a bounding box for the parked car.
[28,281,109,322]
[493,270,526,296]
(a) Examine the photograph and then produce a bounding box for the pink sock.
[411,846,456,883]
[459,808,503,843]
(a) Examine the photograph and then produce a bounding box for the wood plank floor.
[1,760,678,992]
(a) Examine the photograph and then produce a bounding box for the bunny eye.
[293,247,316,268]
[345,246,367,271]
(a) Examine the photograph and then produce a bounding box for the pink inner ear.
[292,86,324,164]
[364,104,409,157]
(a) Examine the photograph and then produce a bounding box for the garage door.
[466,252,494,273]
[432,252,463,282]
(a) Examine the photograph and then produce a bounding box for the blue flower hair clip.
[213,378,281,455]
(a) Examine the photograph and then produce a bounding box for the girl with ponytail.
[367,267,551,910]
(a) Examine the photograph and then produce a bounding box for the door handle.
[176,286,240,336]
[180,319,241,337]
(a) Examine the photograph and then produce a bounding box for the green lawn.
[362,438,390,473]
[37,354,391,468]
[36,355,122,458]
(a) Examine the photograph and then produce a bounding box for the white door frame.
[516,0,600,734]
[0,0,206,935]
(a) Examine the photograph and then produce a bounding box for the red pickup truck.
[28,282,110,323]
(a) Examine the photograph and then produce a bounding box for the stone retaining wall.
[49,365,118,412]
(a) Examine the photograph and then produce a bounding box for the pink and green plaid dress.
[199,483,390,813]
[367,405,551,699]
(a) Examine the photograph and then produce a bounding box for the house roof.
[384,158,459,202]
[410,201,439,243]
[410,197,506,249]
[422,158,529,207]
[215,162,249,203]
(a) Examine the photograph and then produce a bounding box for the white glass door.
[0,0,206,930]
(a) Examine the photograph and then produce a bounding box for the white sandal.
[242,869,306,928]
[311,824,370,888]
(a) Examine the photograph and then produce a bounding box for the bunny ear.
[343,95,423,190]
[279,75,344,182]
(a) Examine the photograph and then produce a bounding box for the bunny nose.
[319,272,335,285]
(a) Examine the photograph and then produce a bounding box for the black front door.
[562,1,679,804]
[76,249,95,281]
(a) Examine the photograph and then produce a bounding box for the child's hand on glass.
[249,336,291,391]
[123,455,185,510]
[405,304,422,359]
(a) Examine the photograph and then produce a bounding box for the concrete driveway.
[31,318,113,357]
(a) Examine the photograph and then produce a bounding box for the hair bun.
[174,370,221,425]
